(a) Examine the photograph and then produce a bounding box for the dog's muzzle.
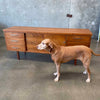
[37,44,41,50]
[37,43,47,50]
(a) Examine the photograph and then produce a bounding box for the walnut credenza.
[3,26,92,64]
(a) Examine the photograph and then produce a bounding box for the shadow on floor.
[42,72,87,82]
[8,52,83,65]
[60,72,86,80]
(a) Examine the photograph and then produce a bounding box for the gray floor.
[0,37,100,100]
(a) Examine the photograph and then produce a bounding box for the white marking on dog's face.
[37,41,47,50]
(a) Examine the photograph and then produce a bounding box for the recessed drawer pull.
[63,41,66,43]
[12,47,19,49]
[11,40,18,42]
[10,34,19,36]
[73,37,82,40]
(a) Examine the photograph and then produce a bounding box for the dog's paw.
[53,72,57,76]
[86,78,90,83]
[54,77,59,82]
[83,70,87,75]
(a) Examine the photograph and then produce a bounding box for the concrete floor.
[0,37,100,100]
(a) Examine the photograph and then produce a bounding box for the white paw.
[54,77,59,82]
[86,78,90,83]
[53,72,57,76]
[83,70,87,75]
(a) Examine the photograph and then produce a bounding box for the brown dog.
[37,39,100,83]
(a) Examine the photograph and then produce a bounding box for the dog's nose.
[37,45,39,49]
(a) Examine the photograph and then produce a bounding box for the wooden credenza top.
[3,26,92,36]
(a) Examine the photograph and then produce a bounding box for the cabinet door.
[26,33,48,53]
[44,34,66,46]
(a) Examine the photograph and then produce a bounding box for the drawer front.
[6,38,25,45]
[67,35,91,42]
[5,32,24,38]
[44,34,66,46]
[7,45,25,51]
[66,42,90,47]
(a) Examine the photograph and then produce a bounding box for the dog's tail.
[91,50,100,56]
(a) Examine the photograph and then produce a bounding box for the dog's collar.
[45,46,53,53]
[50,48,52,53]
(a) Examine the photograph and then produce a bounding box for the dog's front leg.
[53,72,57,76]
[54,63,60,82]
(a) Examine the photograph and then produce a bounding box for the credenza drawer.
[6,38,25,45]
[66,42,90,47]
[7,45,25,51]
[5,32,24,38]
[67,35,90,42]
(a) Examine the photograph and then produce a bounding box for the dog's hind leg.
[86,67,91,83]
[54,63,61,82]
[83,65,91,83]
[83,57,91,83]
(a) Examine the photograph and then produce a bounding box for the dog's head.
[37,39,54,51]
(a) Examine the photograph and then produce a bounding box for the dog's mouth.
[37,45,42,50]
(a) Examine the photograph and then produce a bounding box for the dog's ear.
[49,42,54,48]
